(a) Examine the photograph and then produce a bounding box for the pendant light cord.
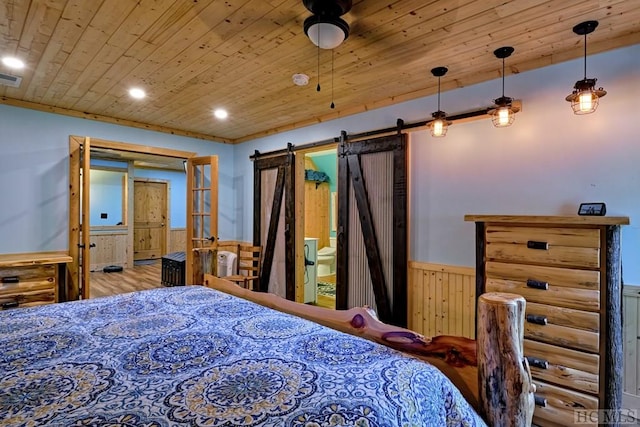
[501,57,505,97]
[330,50,335,108]
[437,76,441,111]
[583,33,588,79]
[316,25,321,92]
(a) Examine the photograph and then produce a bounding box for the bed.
[0,279,531,426]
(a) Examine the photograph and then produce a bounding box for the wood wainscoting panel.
[408,262,476,339]
[89,231,128,271]
[169,228,186,253]
[623,285,640,402]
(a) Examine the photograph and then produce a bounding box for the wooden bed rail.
[204,275,534,426]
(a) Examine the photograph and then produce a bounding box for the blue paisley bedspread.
[0,285,487,426]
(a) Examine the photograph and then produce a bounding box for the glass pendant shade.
[430,111,448,137]
[492,107,515,127]
[566,78,605,114]
[491,96,515,127]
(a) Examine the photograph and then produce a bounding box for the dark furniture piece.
[161,251,186,286]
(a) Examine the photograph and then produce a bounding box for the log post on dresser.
[477,292,535,427]
[465,215,629,427]
[605,225,623,414]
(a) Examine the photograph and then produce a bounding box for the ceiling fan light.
[304,16,349,49]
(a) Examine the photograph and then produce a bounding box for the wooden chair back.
[237,245,262,278]
[225,244,262,290]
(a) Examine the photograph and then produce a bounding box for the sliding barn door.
[253,150,295,299]
[336,133,408,326]
[186,156,218,285]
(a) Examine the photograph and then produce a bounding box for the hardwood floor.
[89,261,337,311]
[315,273,336,309]
[315,294,335,309]
[90,260,164,299]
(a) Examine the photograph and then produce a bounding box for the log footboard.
[204,274,534,426]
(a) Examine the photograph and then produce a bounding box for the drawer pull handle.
[527,240,549,250]
[1,301,19,309]
[526,356,549,369]
[1,276,19,284]
[534,395,547,407]
[526,279,549,290]
[526,314,548,325]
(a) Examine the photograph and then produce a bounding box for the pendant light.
[430,66,450,137]
[490,46,515,127]
[565,20,606,114]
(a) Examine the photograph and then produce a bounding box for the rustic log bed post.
[478,292,535,426]
[204,274,533,425]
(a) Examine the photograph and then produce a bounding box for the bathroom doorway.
[303,148,337,309]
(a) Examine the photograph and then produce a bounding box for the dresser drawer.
[0,264,57,307]
[486,261,600,291]
[524,305,599,353]
[0,264,56,282]
[532,380,599,427]
[486,263,600,311]
[0,285,56,309]
[481,293,600,352]
[485,225,601,268]
[525,339,599,395]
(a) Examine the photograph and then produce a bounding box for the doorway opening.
[302,148,337,309]
[68,136,196,300]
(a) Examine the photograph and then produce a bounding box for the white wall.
[0,106,234,253]
[234,44,640,284]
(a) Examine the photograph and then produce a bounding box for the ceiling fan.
[303,0,352,49]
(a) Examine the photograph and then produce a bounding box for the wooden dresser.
[465,215,629,427]
[0,252,72,309]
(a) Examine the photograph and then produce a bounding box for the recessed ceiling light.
[214,108,228,120]
[129,87,146,99]
[2,56,25,69]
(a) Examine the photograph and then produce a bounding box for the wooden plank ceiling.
[1,0,639,144]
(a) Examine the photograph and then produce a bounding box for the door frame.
[296,145,338,304]
[68,135,196,300]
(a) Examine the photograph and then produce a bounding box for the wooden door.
[133,180,168,260]
[186,156,218,285]
[304,180,330,250]
[336,133,408,326]
[253,150,295,300]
